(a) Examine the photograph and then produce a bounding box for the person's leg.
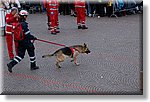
[26,43,39,70]
[7,42,26,73]
[54,11,60,33]
[50,11,56,34]
[76,8,81,29]
[6,34,14,60]
[80,8,88,29]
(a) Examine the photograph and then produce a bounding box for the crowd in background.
[19,0,143,17]
[0,0,143,32]
[0,0,143,18]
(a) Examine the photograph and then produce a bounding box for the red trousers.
[75,7,86,25]
[6,34,18,59]
[49,10,59,32]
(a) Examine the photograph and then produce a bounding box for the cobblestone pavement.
[1,13,143,95]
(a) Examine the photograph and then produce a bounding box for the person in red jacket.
[5,7,19,60]
[44,0,60,35]
[75,0,88,29]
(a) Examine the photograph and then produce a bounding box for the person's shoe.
[88,14,92,17]
[73,14,77,17]
[82,25,88,29]
[31,66,39,70]
[56,30,60,33]
[78,26,82,29]
[7,63,13,73]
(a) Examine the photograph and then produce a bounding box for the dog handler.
[7,10,39,73]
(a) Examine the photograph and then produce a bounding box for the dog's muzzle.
[85,50,91,54]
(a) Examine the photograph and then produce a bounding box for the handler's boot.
[7,56,23,73]
[30,62,39,70]
[7,60,18,73]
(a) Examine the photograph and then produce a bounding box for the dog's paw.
[56,64,61,69]
[57,66,61,69]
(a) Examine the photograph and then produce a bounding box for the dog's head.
[83,43,91,54]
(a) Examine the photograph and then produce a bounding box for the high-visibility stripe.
[30,60,36,63]
[30,57,35,59]
[6,24,13,27]
[50,8,58,10]
[14,58,19,63]
[75,6,85,8]
[5,31,12,34]
[16,56,22,60]
[49,4,58,6]
[25,31,30,34]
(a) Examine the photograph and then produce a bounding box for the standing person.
[69,1,76,17]
[44,0,51,30]
[44,0,60,35]
[2,0,21,10]
[5,7,19,60]
[10,0,21,9]
[86,0,92,17]
[7,10,39,73]
[95,0,106,18]
[75,0,88,30]
[106,0,113,17]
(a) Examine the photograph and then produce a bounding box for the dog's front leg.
[73,53,80,66]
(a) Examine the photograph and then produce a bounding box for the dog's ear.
[84,43,87,47]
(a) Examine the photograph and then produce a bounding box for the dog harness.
[70,47,75,55]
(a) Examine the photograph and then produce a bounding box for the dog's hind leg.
[56,61,61,68]
[55,55,65,68]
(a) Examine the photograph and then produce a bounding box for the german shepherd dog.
[42,43,91,68]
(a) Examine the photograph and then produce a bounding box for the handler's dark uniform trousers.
[13,39,36,68]
[8,21,38,71]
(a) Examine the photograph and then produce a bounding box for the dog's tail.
[42,53,54,58]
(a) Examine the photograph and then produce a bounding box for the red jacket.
[75,0,85,8]
[5,13,18,34]
[44,0,59,16]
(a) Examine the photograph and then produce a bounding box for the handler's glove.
[33,36,37,40]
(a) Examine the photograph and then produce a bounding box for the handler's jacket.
[20,21,36,41]
[5,13,18,34]
[75,0,85,8]
[44,0,59,16]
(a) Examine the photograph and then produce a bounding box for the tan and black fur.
[42,43,91,68]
